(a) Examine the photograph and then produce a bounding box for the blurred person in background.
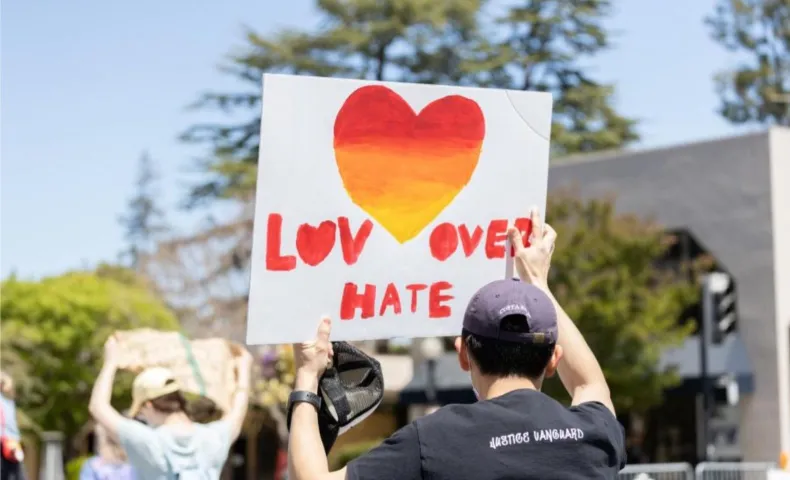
[0,372,26,480]
[89,336,254,479]
[625,416,650,464]
[79,423,136,480]
[286,208,626,480]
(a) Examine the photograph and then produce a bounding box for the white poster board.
[768,470,790,480]
[246,74,552,345]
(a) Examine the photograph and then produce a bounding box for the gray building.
[547,127,789,462]
[402,127,790,462]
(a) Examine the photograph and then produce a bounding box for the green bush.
[66,455,91,480]
[330,438,384,469]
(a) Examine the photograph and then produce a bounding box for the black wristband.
[287,390,322,431]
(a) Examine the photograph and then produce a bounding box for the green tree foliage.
[542,194,699,412]
[0,269,180,438]
[484,0,639,154]
[707,0,790,125]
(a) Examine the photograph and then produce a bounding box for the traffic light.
[707,376,741,460]
[700,272,740,462]
[704,272,738,345]
[712,375,739,407]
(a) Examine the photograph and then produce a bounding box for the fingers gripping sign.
[507,207,555,288]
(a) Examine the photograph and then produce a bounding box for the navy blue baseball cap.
[463,278,558,344]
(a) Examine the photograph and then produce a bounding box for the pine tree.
[182,0,485,207]
[707,0,790,126]
[119,151,168,268]
[484,0,639,155]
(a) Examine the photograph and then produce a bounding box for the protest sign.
[247,74,552,345]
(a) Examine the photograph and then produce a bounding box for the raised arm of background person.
[507,208,615,415]
[222,349,254,442]
[88,336,126,437]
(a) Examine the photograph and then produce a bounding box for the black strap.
[287,391,322,431]
[319,368,351,425]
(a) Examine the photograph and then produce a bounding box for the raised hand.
[293,316,334,379]
[507,207,557,289]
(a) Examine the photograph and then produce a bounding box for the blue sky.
[1,0,754,279]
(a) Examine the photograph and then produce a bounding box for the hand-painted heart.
[333,85,485,244]
[295,221,337,266]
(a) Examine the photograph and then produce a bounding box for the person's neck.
[161,411,192,426]
[478,376,541,400]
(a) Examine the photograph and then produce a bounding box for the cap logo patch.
[498,304,529,317]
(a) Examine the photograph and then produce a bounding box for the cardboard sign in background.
[247,74,552,345]
[114,329,241,413]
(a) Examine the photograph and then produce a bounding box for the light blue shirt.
[79,456,136,480]
[117,419,232,479]
[0,394,21,441]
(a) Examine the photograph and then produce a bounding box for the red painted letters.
[428,223,458,261]
[295,221,337,266]
[428,281,454,318]
[265,214,374,270]
[340,281,454,320]
[266,213,530,268]
[265,214,297,271]
[458,225,484,257]
[484,219,508,258]
[427,218,530,261]
[379,283,403,316]
[266,213,531,324]
[338,217,374,265]
[339,282,376,320]
[406,284,428,313]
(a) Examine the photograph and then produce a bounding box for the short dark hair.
[462,315,555,379]
[149,386,187,414]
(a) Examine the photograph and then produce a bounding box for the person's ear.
[544,344,563,378]
[455,337,471,372]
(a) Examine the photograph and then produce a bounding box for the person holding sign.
[89,337,254,479]
[286,208,626,480]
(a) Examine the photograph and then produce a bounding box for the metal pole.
[39,431,65,480]
[426,358,437,404]
[700,276,714,461]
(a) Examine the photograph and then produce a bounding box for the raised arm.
[288,317,347,480]
[222,349,253,443]
[508,208,615,415]
[88,336,126,436]
[544,289,614,414]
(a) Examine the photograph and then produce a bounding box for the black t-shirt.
[346,389,626,480]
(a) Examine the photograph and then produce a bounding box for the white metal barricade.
[619,463,695,480]
[695,462,777,479]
